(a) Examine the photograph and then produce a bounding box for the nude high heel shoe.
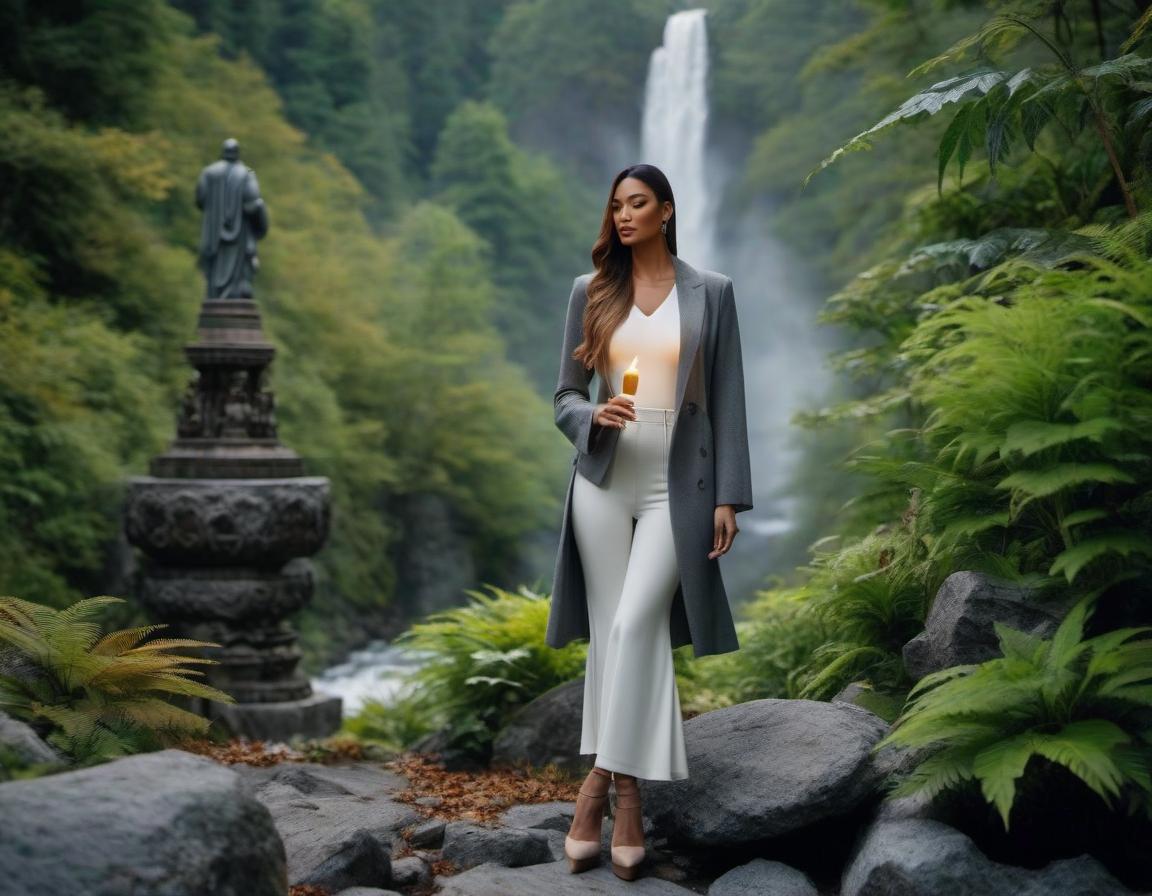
[564,767,612,873]
[610,775,646,880]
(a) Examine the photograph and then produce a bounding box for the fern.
[367,583,587,756]
[877,593,1152,828]
[0,595,235,764]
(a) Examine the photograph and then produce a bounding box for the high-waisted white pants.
[571,405,689,780]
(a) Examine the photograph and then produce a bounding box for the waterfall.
[641,9,715,267]
[638,8,835,599]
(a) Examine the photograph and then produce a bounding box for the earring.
[660,219,668,234]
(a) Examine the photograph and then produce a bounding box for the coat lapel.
[672,254,706,413]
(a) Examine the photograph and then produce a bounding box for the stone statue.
[196,138,269,299]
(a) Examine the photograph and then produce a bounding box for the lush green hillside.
[0,1,571,664]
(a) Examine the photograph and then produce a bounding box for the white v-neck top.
[607,283,680,409]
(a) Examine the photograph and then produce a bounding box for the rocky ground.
[0,571,1145,894]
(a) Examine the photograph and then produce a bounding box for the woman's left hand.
[709,505,739,559]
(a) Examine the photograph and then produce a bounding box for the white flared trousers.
[571,405,689,780]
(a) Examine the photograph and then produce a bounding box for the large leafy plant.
[370,584,586,758]
[0,595,234,765]
[875,591,1152,827]
[807,1,1152,217]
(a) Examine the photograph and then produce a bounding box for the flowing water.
[640,8,833,598]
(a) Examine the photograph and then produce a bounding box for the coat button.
[687,402,697,415]
[697,478,705,489]
[700,446,707,457]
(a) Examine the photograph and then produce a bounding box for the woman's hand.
[594,395,636,429]
[709,505,739,559]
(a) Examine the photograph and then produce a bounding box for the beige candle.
[622,355,639,397]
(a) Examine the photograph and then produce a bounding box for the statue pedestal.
[124,296,341,742]
[197,691,344,743]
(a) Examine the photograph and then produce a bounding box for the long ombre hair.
[571,164,677,384]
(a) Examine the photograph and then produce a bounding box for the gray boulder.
[236,760,421,890]
[0,709,64,768]
[643,698,889,848]
[436,858,691,894]
[491,677,586,774]
[441,820,555,871]
[842,817,1135,895]
[708,858,819,896]
[499,799,576,833]
[334,889,404,896]
[0,748,285,895]
[389,854,432,888]
[903,570,1072,679]
[406,816,447,848]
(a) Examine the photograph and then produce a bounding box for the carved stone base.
[138,560,314,624]
[124,477,330,564]
[150,444,306,479]
[199,691,343,742]
[170,617,313,703]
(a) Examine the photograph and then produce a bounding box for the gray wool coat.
[547,253,753,659]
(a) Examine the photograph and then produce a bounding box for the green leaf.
[1060,508,1110,530]
[994,622,1047,664]
[1001,418,1128,457]
[1050,534,1152,582]
[938,105,972,193]
[1029,719,1131,802]
[997,464,1136,498]
[807,70,1013,185]
[974,731,1038,828]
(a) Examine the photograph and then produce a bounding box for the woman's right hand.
[594,395,637,428]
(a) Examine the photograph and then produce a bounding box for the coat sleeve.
[711,277,754,513]
[554,275,602,455]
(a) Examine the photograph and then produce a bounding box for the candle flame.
[628,355,639,369]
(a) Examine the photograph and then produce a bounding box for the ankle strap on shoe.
[613,780,641,809]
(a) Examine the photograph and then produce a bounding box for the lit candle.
[622,355,639,397]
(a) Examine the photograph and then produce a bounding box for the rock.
[498,800,576,833]
[832,682,870,704]
[643,698,889,848]
[411,725,490,771]
[491,678,586,774]
[295,829,391,893]
[334,888,404,896]
[237,760,421,890]
[435,859,691,894]
[406,817,447,848]
[902,570,1072,680]
[708,858,819,896]
[0,748,285,895]
[441,820,555,871]
[0,709,64,768]
[389,855,431,887]
[841,817,1135,895]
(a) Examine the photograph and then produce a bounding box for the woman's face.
[611,177,670,246]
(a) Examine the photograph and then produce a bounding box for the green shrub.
[341,679,440,753]
[678,585,831,710]
[875,591,1152,828]
[0,595,234,765]
[359,584,586,759]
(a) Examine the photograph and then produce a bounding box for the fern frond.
[886,741,981,801]
[1029,719,1131,802]
[1050,534,1152,583]
[90,624,168,656]
[973,731,1041,828]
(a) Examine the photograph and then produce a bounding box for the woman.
[549,163,753,880]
